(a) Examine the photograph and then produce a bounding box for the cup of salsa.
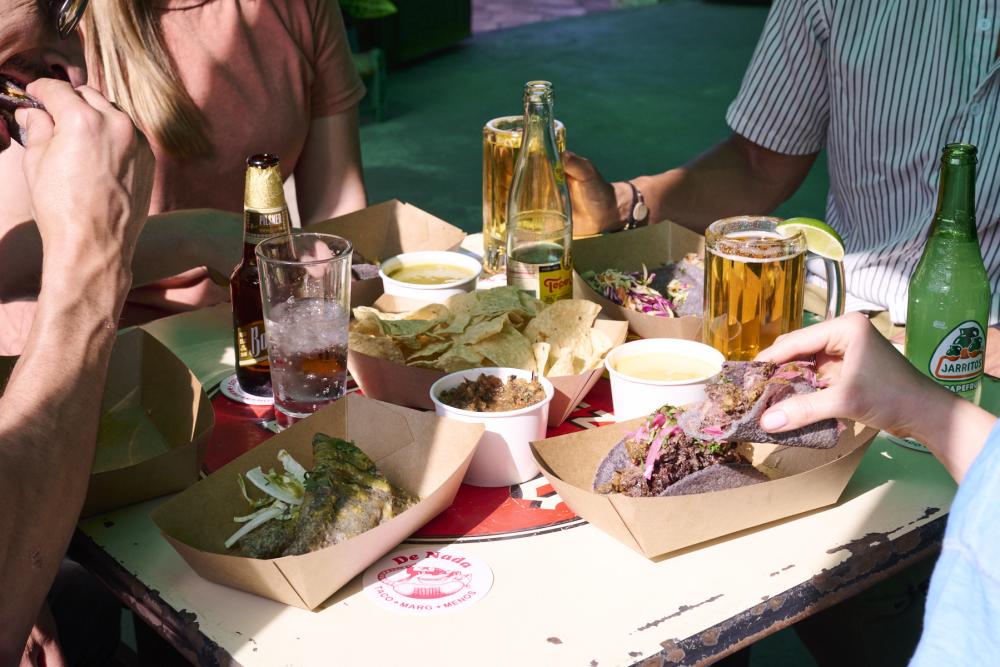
[429,368,554,487]
[379,250,482,303]
[605,338,724,421]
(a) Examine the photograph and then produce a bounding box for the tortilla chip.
[349,332,406,364]
[434,346,486,373]
[525,299,601,350]
[404,340,452,362]
[532,342,552,375]
[468,322,535,370]
[378,318,441,338]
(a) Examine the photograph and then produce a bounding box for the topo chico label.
[929,320,985,393]
[236,320,269,367]
[508,260,573,303]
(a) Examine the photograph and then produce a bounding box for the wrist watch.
[621,181,649,231]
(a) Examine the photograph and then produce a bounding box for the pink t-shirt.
[142,0,365,214]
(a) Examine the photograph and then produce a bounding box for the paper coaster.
[219,373,274,406]
[363,547,493,616]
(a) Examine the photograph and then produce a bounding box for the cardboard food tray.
[311,199,466,309]
[531,419,878,558]
[347,310,629,427]
[150,394,484,610]
[573,221,704,340]
[0,328,213,518]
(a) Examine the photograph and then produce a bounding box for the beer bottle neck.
[931,152,977,240]
[242,207,291,263]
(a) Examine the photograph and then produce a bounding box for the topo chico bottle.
[905,143,991,404]
[230,153,291,396]
[505,81,573,303]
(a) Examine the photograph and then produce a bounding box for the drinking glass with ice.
[256,233,353,429]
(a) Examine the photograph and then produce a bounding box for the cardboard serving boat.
[573,221,704,340]
[1,328,214,517]
[311,199,466,309]
[346,295,628,427]
[531,418,878,558]
[150,394,484,610]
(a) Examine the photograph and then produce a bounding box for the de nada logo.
[363,548,493,616]
[931,321,985,381]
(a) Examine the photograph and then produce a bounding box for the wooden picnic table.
[69,302,980,666]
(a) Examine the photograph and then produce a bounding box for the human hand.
[19,604,65,667]
[563,151,623,236]
[15,79,153,297]
[754,313,951,440]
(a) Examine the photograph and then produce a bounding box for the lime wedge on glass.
[776,217,845,260]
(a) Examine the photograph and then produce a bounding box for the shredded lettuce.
[277,449,307,484]
[225,502,288,549]
[245,466,304,506]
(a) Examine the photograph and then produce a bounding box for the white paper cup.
[430,368,554,487]
[379,250,481,303]
[605,338,724,422]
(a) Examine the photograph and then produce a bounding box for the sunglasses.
[50,0,90,39]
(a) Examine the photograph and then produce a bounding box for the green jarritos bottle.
[506,81,573,303]
[906,143,991,403]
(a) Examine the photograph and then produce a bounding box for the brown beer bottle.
[230,154,291,396]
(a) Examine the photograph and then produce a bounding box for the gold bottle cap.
[244,153,286,212]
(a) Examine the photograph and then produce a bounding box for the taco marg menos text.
[595,361,842,497]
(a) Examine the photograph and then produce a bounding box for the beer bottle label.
[236,320,269,367]
[928,320,984,394]
[508,260,572,303]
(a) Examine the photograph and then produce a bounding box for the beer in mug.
[906,143,990,403]
[230,154,291,396]
[704,217,806,359]
[482,116,566,274]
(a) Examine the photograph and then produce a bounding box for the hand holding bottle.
[16,79,153,306]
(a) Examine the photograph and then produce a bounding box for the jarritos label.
[363,548,493,616]
[929,320,984,391]
[236,320,268,367]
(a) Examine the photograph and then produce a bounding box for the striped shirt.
[727,0,1000,324]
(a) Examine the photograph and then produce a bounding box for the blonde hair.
[83,0,211,158]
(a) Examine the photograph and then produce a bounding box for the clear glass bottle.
[505,81,573,302]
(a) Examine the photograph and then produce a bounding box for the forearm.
[0,266,127,660]
[624,134,817,233]
[295,109,368,226]
[1,209,242,297]
[906,390,997,484]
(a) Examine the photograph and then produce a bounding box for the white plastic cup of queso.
[429,368,554,487]
[378,250,482,303]
[605,338,725,422]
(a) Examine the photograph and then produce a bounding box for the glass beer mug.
[703,216,845,360]
[482,116,566,274]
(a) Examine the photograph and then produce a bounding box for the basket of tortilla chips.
[348,286,628,427]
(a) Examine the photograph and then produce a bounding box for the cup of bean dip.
[430,368,554,487]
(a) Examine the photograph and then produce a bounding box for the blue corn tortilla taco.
[593,405,768,497]
[676,361,842,449]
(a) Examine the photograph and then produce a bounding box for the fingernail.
[760,410,787,431]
